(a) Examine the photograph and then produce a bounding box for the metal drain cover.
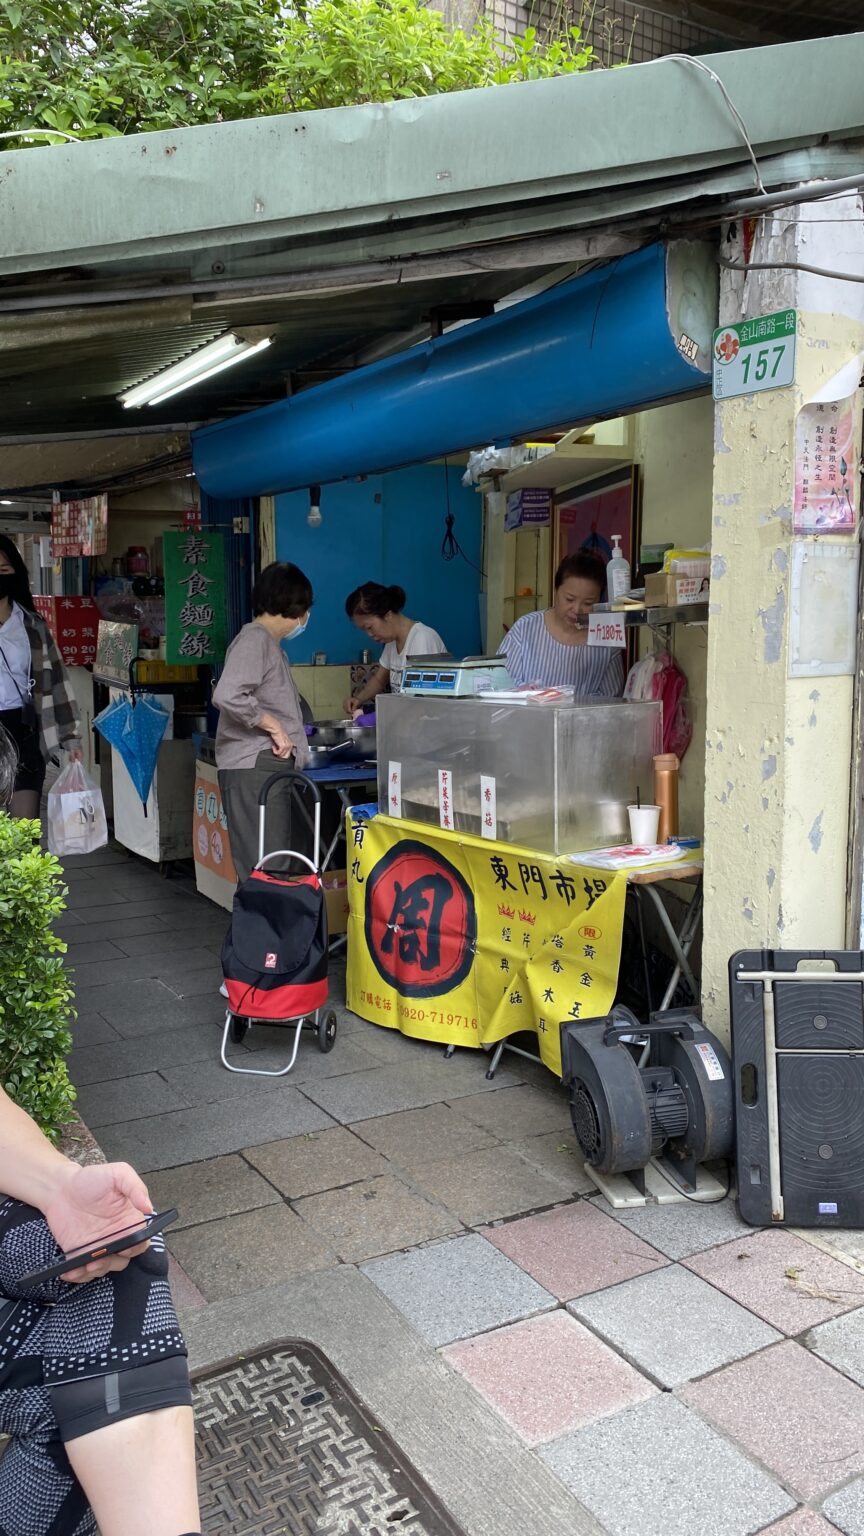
[193,1342,465,1535]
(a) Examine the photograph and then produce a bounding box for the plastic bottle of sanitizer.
[607,534,631,599]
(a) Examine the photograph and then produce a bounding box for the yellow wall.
[634,394,713,837]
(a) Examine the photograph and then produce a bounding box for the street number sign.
[712,309,796,400]
[588,612,626,649]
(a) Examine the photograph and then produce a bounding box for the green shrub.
[0,814,75,1139]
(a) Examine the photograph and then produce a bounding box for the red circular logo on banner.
[365,840,477,998]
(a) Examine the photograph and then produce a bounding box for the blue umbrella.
[94,693,169,809]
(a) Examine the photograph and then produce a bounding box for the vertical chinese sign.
[163,530,228,666]
[793,353,863,535]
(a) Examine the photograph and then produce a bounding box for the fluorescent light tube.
[120,334,272,408]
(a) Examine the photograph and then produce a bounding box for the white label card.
[695,1041,725,1081]
[587,612,627,649]
[438,768,454,832]
[480,775,497,840]
[387,761,402,818]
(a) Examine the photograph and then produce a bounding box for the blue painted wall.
[275,463,482,666]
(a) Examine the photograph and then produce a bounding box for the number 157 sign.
[712,309,796,401]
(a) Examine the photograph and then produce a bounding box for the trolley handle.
[257,769,322,871]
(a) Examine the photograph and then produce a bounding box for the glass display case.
[376,694,662,854]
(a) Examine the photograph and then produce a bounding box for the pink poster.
[793,354,862,535]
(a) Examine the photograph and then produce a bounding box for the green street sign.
[163,529,228,666]
[712,309,796,400]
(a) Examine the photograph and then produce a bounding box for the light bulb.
[307,505,323,528]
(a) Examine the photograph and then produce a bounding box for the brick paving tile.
[350,1103,497,1170]
[823,1478,864,1534]
[684,1228,864,1334]
[681,1340,864,1500]
[294,1174,460,1262]
[540,1393,794,1536]
[761,1512,843,1534]
[571,1264,780,1388]
[447,1084,573,1140]
[168,1205,335,1301]
[442,1310,656,1446]
[485,1197,667,1301]
[412,1145,567,1226]
[361,1233,556,1347]
[808,1307,864,1389]
[592,1192,748,1259]
[244,1127,388,1198]
[146,1155,281,1230]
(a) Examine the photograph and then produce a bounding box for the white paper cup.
[628,804,661,844]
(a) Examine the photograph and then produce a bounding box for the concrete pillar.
[702,193,864,1046]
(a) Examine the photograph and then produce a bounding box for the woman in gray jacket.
[213,562,312,883]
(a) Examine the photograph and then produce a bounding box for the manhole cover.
[192,1342,465,1535]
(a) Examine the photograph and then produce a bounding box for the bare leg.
[65,1404,200,1536]
[10,786,40,819]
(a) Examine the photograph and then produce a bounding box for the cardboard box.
[324,870,349,935]
[644,572,709,608]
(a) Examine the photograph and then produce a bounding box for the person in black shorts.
[0,724,202,1536]
[0,536,82,822]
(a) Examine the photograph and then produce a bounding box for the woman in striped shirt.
[497,550,624,697]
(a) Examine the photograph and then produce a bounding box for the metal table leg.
[641,879,703,1009]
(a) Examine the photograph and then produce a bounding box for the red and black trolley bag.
[221,865,328,1021]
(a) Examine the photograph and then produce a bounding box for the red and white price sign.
[587,612,627,648]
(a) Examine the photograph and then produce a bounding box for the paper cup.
[628,804,661,844]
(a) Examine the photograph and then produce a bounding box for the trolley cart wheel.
[317,1010,338,1053]
[228,1013,250,1045]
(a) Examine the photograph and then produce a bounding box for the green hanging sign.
[163,529,228,665]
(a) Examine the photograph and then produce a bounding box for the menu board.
[33,596,100,666]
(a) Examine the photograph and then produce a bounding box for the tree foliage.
[0,0,594,146]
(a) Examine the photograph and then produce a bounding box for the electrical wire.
[719,255,864,285]
[663,54,767,197]
[441,457,485,578]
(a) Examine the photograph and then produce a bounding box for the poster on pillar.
[793,353,864,535]
[346,812,626,1076]
[163,530,228,665]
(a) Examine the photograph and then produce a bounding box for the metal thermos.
[653,753,680,843]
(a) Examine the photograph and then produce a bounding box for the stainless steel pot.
[307,719,376,763]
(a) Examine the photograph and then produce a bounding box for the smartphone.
[20,1208,179,1288]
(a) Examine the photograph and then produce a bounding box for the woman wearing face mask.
[0,533,82,820]
[343,582,447,715]
[213,561,312,884]
[497,550,624,696]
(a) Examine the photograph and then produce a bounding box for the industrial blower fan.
[560,1006,734,1201]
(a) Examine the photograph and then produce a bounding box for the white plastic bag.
[47,760,108,857]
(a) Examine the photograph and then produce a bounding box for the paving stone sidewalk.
[60,844,864,1536]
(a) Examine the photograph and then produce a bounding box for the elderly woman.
[498,550,624,697]
[213,561,313,884]
[0,723,201,1536]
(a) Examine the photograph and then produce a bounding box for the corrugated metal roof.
[0,29,862,491]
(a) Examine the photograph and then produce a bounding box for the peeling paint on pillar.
[762,755,777,781]
[758,589,786,665]
[773,549,788,575]
[712,554,727,580]
[767,868,776,890]
[810,812,824,854]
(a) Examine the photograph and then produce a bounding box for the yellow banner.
[346,814,626,1076]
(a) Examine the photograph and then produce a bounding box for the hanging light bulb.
[307,484,322,528]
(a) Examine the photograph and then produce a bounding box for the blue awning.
[193,241,714,499]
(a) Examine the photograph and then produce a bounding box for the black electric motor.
[561,1006,733,1192]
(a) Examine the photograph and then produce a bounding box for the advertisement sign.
[347,813,626,1076]
[505,488,552,531]
[34,596,99,666]
[51,492,108,558]
[94,620,138,684]
[163,530,228,666]
[793,353,863,534]
[712,309,796,400]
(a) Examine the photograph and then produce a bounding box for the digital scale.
[399,655,513,697]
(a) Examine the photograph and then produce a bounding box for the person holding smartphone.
[0,725,202,1536]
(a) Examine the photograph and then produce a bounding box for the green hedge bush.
[0,814,75,1138]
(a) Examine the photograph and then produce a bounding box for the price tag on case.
[587,613,626,648]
